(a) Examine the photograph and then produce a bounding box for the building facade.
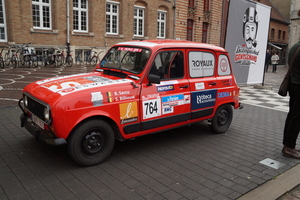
[289,0,300,48]
[0,0,226,61]
[0,0,175,57]
[254,0,289,64]
[174,0,224,47]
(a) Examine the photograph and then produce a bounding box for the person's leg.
[283,83,300,148]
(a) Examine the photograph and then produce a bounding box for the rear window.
[189,51,215,78]
[218,55,231,76]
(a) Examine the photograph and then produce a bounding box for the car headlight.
[24,95,28,107]
[44,107,50,121]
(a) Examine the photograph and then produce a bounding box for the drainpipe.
[173,0,176,39]
[66,0,70,55]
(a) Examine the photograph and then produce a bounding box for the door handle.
[209,82,217,85]
[179,85,189,88]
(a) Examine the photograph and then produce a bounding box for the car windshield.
[100,46,151,74]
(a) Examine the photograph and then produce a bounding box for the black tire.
[210,104,233,134]
[66,56,73,67]
[12,60,18,68]
[32,56,38,68]
[56,55,63,67]
[4,54,10,66]
[0,59,4,69]
[67,119,115,166]
[91,57,98,67]
[19,54,25,65]
[24,55,31,68]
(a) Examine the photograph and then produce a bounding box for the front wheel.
[66,56,73,67]
[209,104,233,134]
[67,119,115,166]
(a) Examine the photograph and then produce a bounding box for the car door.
[140,49,191,131]
[187,49,218,120]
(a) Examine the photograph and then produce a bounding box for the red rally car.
[19,40,242,166]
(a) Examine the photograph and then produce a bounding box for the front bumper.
[20,113,67,146]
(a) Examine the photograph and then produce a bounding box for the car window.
[101,46,151,74]
[189,51,215,78]
[218,54,231,76]
[149,51,184,80]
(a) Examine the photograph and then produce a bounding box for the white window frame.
[73,0,88,32]
[0,0,7,42]
[106,1,119,35]
[134,6,145,37]
[32,0,52,30]
[157,10,166,39]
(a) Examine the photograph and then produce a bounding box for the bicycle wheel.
[32,56,38,68]
[56,55,63,67]
[49,56,57,68]
[19,54,25,65]
[12,55,18,68]
[24,55,31,68]
[4,53,10,66]
[91,57,98,67]
[0,58,4,69]
[66,56,73,67]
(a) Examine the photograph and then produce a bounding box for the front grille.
[25,95,47,121]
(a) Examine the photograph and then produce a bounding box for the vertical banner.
[225,0,271,85]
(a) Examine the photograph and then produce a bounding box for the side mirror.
[147,74,160,85]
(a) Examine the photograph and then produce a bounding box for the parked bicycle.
[89,50,103,67]
[0,48,5,69]
[18,44,38,68]
[75,49,84,65]
[4,46,19,68]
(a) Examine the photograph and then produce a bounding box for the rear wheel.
[68,119,115,166]
[56,55,63,67]
[210,104,233,134]
[0,58,4,69]
[66,56,73,67]
[91,57,98,67]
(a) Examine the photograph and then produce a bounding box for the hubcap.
[218,110,228,126]
[82,131,104,155]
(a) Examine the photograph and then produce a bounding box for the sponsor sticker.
[119,102,138,124]
[195,82,205,90]
[157,85,174,92]
[191,89,217,110]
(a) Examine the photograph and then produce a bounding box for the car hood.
[23,72,134,102]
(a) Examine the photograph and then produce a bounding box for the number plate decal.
[142,98,161,119]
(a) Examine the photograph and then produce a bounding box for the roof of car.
[117,39,227,52]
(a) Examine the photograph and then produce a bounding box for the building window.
[32,0,51,30]
[283,31,286,41]
[0,0,7,41]
[188,0,195,7]
[270,28,275,39]
[73,0,88,32]
[202,22,208,43]
[186,19,194,41]
[106,1,119,35]
[134,6,144,37]
[278,30,281,40]
[204,0,210,11]
[157,10,166,39]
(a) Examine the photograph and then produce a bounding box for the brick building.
[0,0,175,59]
[253,0,289,64]
[174,0,224,47]
[0,0,227,62]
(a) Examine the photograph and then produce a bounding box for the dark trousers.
[272,64,277,72]
[283,83,300,148]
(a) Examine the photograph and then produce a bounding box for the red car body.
[19,40,242,166]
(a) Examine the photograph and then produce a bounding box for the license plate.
[31,114,45,130]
